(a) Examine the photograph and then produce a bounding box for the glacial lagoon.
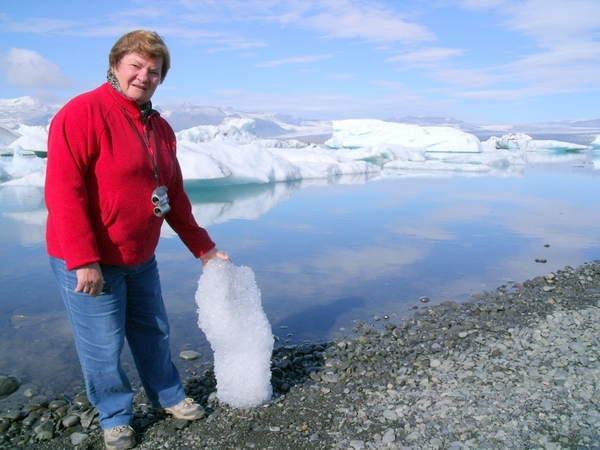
[1,153,599,407]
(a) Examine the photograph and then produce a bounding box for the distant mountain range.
[0,97,59,129]
[385,115,600,140]
[1,96,599,143]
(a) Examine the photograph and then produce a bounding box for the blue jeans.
[50,256,186,429]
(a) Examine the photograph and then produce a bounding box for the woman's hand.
[75,262,104,297]
[199,248,231,266]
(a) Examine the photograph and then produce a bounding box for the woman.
[45,30,228,450]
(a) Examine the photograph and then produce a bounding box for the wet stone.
[48,400,67,410]
[1,409,22,421]
[28,395,49,410]
[180,350,201,361]
[61,415,80,428]
[80,408,98,428]
[0,375,21,401]
[34,420,54,435]
[73,391,90,409]
[22,412,40,426]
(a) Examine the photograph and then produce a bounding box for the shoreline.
[1,260,599,449]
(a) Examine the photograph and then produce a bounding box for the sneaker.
[103,425,135,450]
[164,397,205,420]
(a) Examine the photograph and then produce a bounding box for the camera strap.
[120,105,160,183]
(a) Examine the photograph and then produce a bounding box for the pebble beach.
[1,260,600,450]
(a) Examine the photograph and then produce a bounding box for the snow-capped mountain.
[0,97,60,129]
[385,115,600,142]
[0,96,333,140]
[156,103,332,138]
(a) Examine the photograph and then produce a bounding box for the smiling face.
[112,52,163,105]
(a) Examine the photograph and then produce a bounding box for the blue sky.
[1,0,599,124]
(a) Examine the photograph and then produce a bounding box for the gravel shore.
[2,260,600,450]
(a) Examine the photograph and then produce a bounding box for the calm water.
[1,153,600,406]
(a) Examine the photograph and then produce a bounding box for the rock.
[74,391,90,408]
[0,374,21,400]
[23,388,35,398]
[180,350,202,361]
[34,421,55,434]
[36,430,54,441]
[80,408,98,428]
[381,428,396,443]
[382,409,398,421]
[48,399,67,410]
[70,432,88,446]
[62,414,80,428]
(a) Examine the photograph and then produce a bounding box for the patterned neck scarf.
[107,69,153,122]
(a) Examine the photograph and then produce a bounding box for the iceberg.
[0,117,597,187]
[4,125,49,157]
[0,127,21,153]
[325,119,483,153]
[323,120,595,174]
[488,133,590,152]
[0,152,46,182]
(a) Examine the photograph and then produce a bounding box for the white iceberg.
[0,127,21,152]
[488,133,590,151]
[325,119,483,153]
[0,152,46,181]
[176,121,377,184]
[323,120,597,174]
[4,125,49,157]
[0,117,597,186]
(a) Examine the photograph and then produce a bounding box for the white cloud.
[456,0,508,9]
[329,73,355,80]
[303,0,434,43]
[502,0,600,46]
[0,48,74,90]
[256,54,333,68]
[445,39,600,99]
[0,16,81,34]
[387,47,464,65]
[162,0,435,45]
[504,42,600,90]
[396,1,600,101]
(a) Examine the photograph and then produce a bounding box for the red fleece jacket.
[45,83,215,270]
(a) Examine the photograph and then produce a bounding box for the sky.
[1,0,599,124]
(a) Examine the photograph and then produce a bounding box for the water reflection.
[0,157,599,407]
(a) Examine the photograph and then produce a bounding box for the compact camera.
[151,186,171,217]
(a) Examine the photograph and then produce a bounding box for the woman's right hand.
[75,262,104,297]
[199,248,231,266]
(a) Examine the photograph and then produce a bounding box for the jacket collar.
[103,82,157,122]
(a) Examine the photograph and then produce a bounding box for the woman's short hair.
[108,30,171,83]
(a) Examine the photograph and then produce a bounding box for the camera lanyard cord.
[120,106,160,184]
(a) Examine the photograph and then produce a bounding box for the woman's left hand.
[199,248,231,266]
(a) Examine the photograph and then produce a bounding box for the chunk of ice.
[196,259,273,408]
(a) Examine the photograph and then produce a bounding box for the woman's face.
[112,52,163,105]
